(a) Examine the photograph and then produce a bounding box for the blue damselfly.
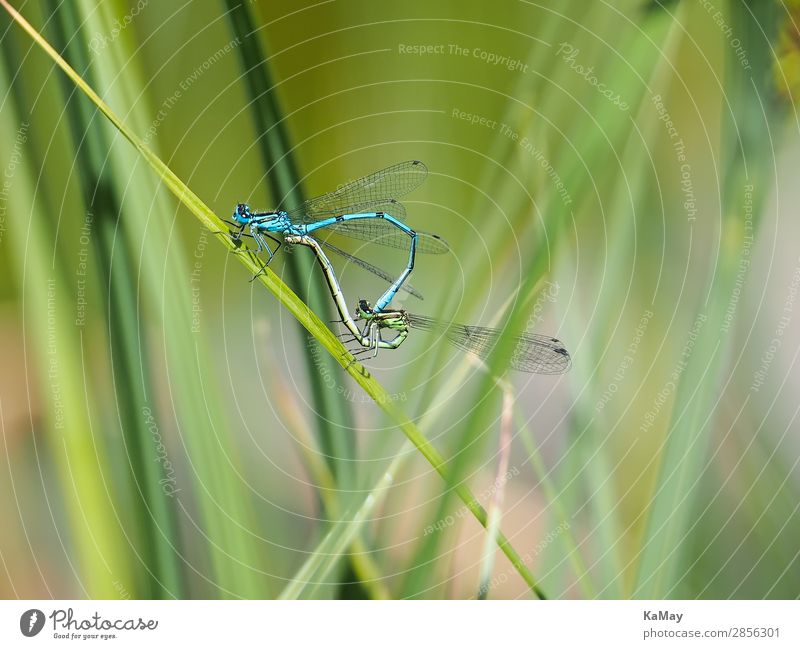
[226,160,447,312]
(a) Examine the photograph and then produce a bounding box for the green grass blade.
[43,0,183,598]
[278,443,407,599]
[269,381,391,598]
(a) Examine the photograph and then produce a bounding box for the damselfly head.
[355,299,372,319]
[233,203,251,224]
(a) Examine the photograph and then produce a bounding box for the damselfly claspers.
[225,160,448,313]
[288,234,571,374]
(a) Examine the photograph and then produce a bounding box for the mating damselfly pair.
[226,160,571,374]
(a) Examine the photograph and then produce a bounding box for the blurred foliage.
[1,0,799,600]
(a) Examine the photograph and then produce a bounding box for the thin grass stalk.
[476,382,513,599]
[0,0,546,597]
[514,408,597,598]
[400,278,562,597]
[400,210,574,598]
[514,7,678,597]
[405,4,680,597]
[447,1,623,324]
[402,7,566,414]
[265,367,390,598]
[400,285,550,597]
[277,445,406,600]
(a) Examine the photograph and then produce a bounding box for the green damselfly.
[288,234,571,374]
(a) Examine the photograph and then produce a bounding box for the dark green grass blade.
[43,0,183,599]
[221,0,371,598]
[221,0,356,491]
[18,0,276,598]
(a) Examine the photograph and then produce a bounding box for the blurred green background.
[1,0,799,599]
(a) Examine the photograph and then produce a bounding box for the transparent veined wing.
[318,239,424,300]
[289,198,407,224]
[321,218,450,254]
[285,160,427,221]
[405,314,571,374]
